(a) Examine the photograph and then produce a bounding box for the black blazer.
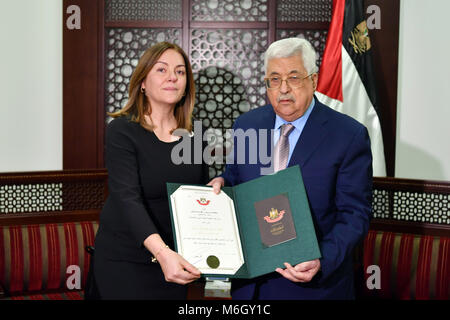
[94,117,208,263]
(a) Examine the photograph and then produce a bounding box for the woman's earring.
[141,87,145,94]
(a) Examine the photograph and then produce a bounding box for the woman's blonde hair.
[108,41,195,132]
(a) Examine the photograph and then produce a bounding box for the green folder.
[167,165,321,279]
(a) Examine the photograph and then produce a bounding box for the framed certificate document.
[170,185,244,275]
[167,165,321,279]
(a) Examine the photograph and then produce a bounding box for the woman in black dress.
[93,42,208,299]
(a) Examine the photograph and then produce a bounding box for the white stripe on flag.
[316,45,386,177]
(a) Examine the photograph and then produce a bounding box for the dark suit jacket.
[221,97,373,299]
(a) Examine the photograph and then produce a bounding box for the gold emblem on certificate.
[206,255,220,269]
[254,193,297,248]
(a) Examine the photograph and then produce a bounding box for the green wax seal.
[206,255,220,269]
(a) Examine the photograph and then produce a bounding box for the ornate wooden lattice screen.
[372,178,450,225]
[2,172,448,229]
[0,170,108,225]
[103,0,331,177]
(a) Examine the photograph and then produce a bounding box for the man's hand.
[275,259,321,283]
[207,177,225,194]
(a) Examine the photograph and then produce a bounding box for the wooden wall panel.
[63,0,103,169]
[365,0,400,177]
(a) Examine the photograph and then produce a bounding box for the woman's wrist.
[143,233,171,263]
[152,244,170,263]
[144,234,164,254]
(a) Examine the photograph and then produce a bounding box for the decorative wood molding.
[374,176,450,194]
[105,20,183,28]
[189,22,269,29]
[0,210,100,226]
[1,170,448,235]
[276,22,330,30]
[0,169,107,184]
[370,218,450,237]
[0,169,108,225]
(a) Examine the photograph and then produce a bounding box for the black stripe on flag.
[342,0,381,119]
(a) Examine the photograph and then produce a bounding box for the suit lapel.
[289,100,329,168]
[253,105,275,176]
[258,106,276,171]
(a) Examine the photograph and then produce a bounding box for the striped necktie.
[274,123,294,172]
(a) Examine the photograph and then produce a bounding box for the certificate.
[170,185,244,275]
[167,165,321,279]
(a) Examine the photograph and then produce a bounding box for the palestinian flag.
[316,0,386,176]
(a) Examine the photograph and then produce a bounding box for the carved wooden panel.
[277,29,328,69]
[393,191,449,224]
[0,184,63,214]
[105,0,182,21]
[372,178,450,225]
[277,0,332,22]
[191,0,268,21]
[372,189,391,220]
[191,28,268,176]
[0,171,107,216]
[191,29,268,109]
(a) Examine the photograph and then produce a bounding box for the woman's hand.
[144,233,201,285]
[156,247,201,285]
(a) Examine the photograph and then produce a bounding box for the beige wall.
[0,0,62,172]
[396,0,450,181]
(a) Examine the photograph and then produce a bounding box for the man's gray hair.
[264,38,319,75]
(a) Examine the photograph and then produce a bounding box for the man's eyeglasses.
[264,74,314,89]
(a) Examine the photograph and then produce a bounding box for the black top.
[94,117,209,263]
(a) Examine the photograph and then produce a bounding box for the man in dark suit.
[208,38,372,299]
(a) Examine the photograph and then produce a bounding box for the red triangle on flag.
[316,0,345,103]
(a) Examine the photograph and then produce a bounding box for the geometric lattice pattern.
[62,182,106,212]
[191,29,268,109]
[0,184,63,214]
[277,0,332,22]
[372,189,391,219]
[105,28,181,123]
[191,0,268,21]
[372,188,450,225]
[277,29,328,69]
[393,191,450,224]
[194,67,249,129]
[0,177,107,215]
[190,28,268,177]
[105,0,182,21]
[194,66,249,178]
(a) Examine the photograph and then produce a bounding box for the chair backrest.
[0,221,98,296]
[361,229,450,300]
